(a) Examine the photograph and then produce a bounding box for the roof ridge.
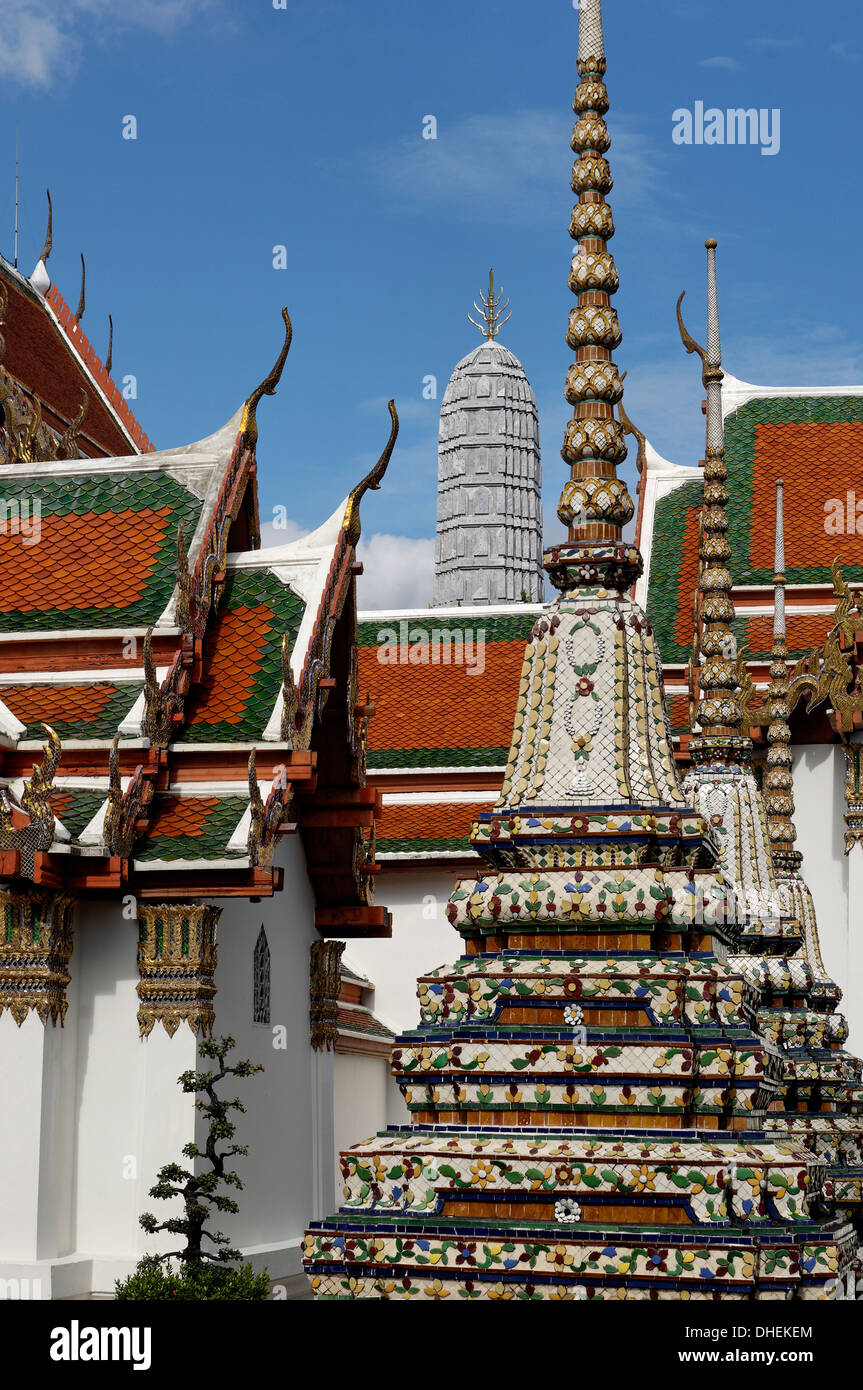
[46,283,153,454]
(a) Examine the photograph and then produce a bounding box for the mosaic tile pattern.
[133,795,248,862]
[182,568,305,743]
[0,472,203,631]
[304,2,856,1300]
[0,682,144,741]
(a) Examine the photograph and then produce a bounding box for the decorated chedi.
[303,0,855,1299]
[678,244,863,1232]
[759,483,863,1220]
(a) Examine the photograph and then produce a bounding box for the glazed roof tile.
[0,471,204,632]
[358,613,535,770]
[182,568,305,742]
[49,788,106,839]
[377,800,490,856]
[337,1004,395,1042]
[135,794,249,862]
[0,259,149,456]
[648,397,863,662]
[0,681,143,740]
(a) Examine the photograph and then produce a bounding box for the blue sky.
[2,0,862,605]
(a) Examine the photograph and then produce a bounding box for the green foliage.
[115,1255,270,1301]
[127,1034,265,1294]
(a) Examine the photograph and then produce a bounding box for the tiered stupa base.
[305,1123,855,1299]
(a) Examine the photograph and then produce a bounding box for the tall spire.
[544,0,639,595]
[678,239,749,763]
[764,479,800,868]
[467,269,511,342]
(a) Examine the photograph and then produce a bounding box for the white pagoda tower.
[433,272,543,606]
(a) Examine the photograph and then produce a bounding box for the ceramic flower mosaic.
[303,0,861,1300]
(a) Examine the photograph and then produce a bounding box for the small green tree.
[116,1035,270,1300]
[140,1034,263,1264]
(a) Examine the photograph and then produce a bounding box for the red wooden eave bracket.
[314,905,392,939]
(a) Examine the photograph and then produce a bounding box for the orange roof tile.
[186,604,274,725]
[671,504,702,652]
[146,796,220,839]
[358,640,524,756]
[749,422,863,572]
[0,264,148,456]
[378,800,489,850]
[742,612,835,659]
[0,507,173,614]
[1,683,114,727]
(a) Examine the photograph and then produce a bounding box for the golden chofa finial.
[468,269,511,341]
[240,306,293,447]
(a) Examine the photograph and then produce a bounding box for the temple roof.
[643,383,863,666]
[357,606,537,859]
[442,340,536,401]
[0,409,244,633]
[357,607,540,772]
[0,254,151,456]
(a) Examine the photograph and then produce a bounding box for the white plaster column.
[0,1008,76,1266]
[310,1045,335,1219]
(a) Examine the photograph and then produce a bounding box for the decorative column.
[309,939,344,1220]
[681,240,749,764]
[0,888,77,1269]
[543,0,639,596]
[0,887,75,1026]
[310,939,344,1051]
[843,744,863,855]
[844,740,863,1055]
[136,903,220,1037]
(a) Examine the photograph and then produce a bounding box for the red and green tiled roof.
[357,613,535,769]
[0,682,143,740]
[647,396,863,662]
[182,568,305,742]
[336,1004,394,1042]
[0,470,204,631]
[1,261,150,456]
[377,800,491,856]
[49,789,106,839]
[134,795,249,862]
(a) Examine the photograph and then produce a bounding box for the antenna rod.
[14,125,19,268]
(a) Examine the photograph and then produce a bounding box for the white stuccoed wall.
[0,833,333,1295]
[345,867,463,1036]
[333,1053,405,1188]
[210,832,329,1276]
[793,743,862,1052]
[73,899,198,1273]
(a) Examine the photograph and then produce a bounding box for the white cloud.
[257,514,435,610]
[746,37,803,52]
[830,41,859,63]
[356,533,435,610]
[698,56,740,70]
[258,517,311,548]
[370,109,662,222]
[0,0,218,86]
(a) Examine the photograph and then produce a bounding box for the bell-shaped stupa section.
[303,0,855,1300]
[434,278,543,607]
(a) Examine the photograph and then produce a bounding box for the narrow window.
[253,926,271,1024]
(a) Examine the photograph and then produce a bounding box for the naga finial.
[240,306,293,447]
[468,269,511,342]
[38,189,53,267]
[617,372,646,474]
[342,399,399,545]
[74,254,86,323]
[57,392,88,460]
